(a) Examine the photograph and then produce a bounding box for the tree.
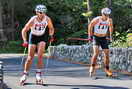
[0,1,7,41]
[87,0,92,24]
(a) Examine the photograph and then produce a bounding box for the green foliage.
[112,0,132,32]
[1,0,132,53]
[82,11,93,17]
[14,0,86,44]
[0,41,24,53]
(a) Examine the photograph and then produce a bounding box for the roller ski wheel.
[36,79,43,85]
[20,79,26,86]
[20,73,28,86]
[36,72,43,85]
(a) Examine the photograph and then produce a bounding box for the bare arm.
[21,19,34,42]
[109,19,113,35]
[109,18,113,40]
[88,18,98,38]
[47,18,55,36]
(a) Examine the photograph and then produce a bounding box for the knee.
[104,54,109,58]
[39,42,46,48]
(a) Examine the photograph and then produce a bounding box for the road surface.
[0,54,132,89]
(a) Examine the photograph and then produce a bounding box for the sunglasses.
[104,14,109,17]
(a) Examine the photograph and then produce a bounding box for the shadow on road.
[0,57,132,80]
[0,83,12,89]
[48,84,129,89]
[23,83,129,89]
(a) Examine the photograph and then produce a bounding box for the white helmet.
[101,8,111,15]
[35,4,47,13]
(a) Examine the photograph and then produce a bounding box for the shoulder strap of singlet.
[45,15,50,23]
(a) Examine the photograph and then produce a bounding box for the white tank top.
[30,15,48,36]
[94,16,110,34]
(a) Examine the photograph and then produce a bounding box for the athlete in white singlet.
[20,4,54,85]
[88,8,114,77]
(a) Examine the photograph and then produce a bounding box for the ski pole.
[20,47,27,69]
[45,42,52,73]
[67,37,91,41]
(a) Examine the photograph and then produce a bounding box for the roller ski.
[20,73,28,86]
[105,69,118,79]
[36,72,43,85]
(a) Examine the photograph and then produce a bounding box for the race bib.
[31,22,48,36]
[94,23,109,34]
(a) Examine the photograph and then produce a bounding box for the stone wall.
[49,44,132,72]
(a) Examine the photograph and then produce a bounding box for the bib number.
[98,25,108,30]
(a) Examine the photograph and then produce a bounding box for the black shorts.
[29,33,49,45]
[93,35,109,49]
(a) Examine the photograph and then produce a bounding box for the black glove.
[88,35,93,41]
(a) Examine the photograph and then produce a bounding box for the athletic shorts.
[29,33,49,45]
[93,35,109,49]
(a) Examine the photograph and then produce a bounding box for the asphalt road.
[0,54,132,89]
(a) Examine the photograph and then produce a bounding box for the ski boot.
[104,69,117,78]
[20,73,28,86]
[36,72,43,85]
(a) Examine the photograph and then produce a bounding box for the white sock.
[36,69,42,80]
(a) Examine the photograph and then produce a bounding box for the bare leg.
[20,44,36,85]
[37,42,46,69]
[36,41,46,84]
[24,44,36,72]
[103,49,113,76]
[103,49,110,69]
[89,45,99,76]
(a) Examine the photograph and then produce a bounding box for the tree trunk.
[0,1,7,41]
[107,0,112,8]
[11,0,15,40]
[87,0,92,24]
[0,2,3,29]
[106,0,113,18]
